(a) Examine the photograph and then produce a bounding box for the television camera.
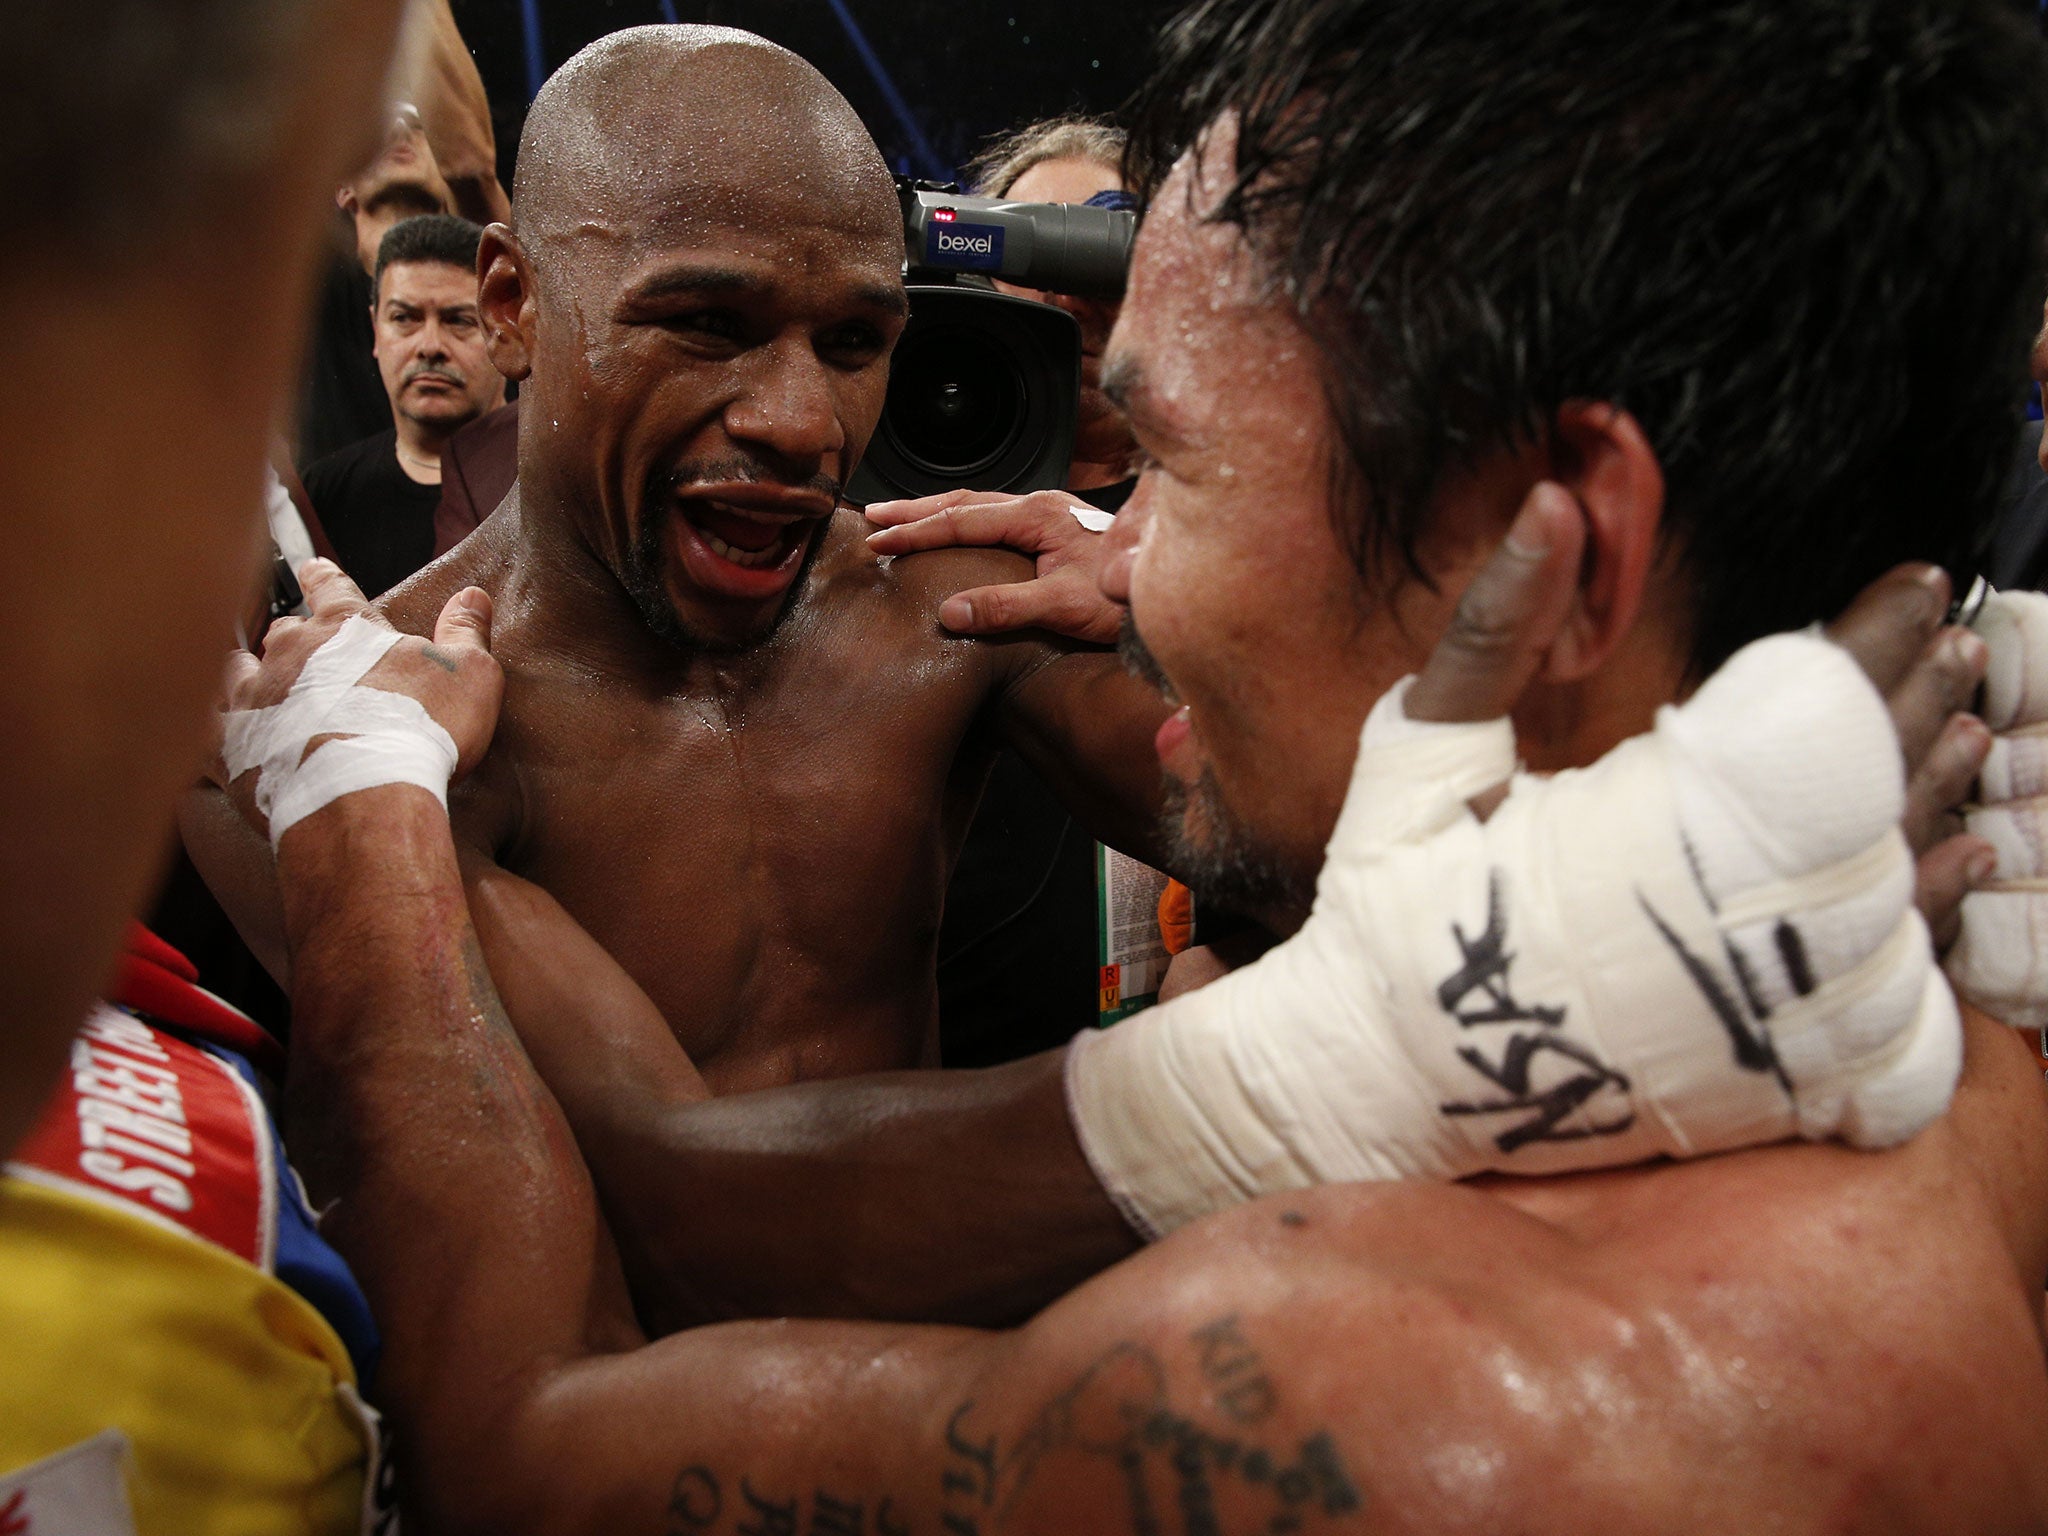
[846,179,1137,505]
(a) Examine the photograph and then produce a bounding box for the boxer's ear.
[477,224,537,383]
[1538,401,1664,683]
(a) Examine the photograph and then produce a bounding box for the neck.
[393,416,453,483]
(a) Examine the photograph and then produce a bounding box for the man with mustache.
[302,211,505,596]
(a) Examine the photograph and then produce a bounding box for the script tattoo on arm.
[1436,873,1635,1151]
[941,1317,1363,1536]
[665,1468,910,1536]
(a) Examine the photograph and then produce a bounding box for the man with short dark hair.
[298,103,458,467]
[302,211,503,596]
[209,1,2048,1530]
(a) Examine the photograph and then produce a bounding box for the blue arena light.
[824,0,947,181]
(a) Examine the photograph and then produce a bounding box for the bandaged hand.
[210,560,502,849]
[1947,588,2048,1026]
[1071,494,1969,1238]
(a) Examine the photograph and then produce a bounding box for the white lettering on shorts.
[0,1430,139,1535]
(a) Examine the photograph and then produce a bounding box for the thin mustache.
[659,462,842,502]
[404,365,464,386]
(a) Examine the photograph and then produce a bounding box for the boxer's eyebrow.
[617,264,767,312]
[1102,352,1186,443]
[617,262,906,319]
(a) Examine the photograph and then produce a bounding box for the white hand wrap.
[222,616,459,848]
[1069,632,1955,1239]
[1948,589,2048,1026]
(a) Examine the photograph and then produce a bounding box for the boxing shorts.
[0,926,386,1534]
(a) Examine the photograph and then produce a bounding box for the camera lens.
[846,284,1081,504]
[883,324,1026,478]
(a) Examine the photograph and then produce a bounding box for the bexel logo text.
[926,220,1005,271]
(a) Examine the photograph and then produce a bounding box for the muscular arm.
[178,784,291,984]
[286,790,2048,1534]
[279,788,1366,1535]
[467,857,1136,1330]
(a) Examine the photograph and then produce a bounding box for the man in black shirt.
[296,105,455,468]
[301,213,503,596]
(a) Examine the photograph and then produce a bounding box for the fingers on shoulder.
[295,557,371,617]
[434,586,495,651]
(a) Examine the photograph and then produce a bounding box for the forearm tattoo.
[666,1470,910,1536]
[662,1315,1363,1534]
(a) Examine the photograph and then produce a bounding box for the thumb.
[434,586,494,655]
[939,585,1030,635]
[1405,481,1585,724]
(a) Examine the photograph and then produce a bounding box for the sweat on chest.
[476,674,975,922]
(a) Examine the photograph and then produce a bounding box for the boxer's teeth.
[704,530,778,568]
[707,499,779,524]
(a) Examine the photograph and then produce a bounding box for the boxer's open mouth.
[669,490,830,602]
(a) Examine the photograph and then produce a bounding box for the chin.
[624,520,822,657]
[1160,765,1316,928]
[405,403,481,432]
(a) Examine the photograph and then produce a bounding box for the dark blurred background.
[449,0,1180,187]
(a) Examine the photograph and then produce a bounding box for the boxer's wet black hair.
[1126,0,2048,672]
[2,1,313,265]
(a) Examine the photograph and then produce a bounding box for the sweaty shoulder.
[807,511,1058,668]
[372,521,515,637]
[813,510,1036,608]
[967,1015,2048,1535]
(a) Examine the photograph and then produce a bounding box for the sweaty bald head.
[510,25,899,273]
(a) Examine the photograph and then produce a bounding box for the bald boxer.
[187,25,1171,1098]
[216,0,2048,1529]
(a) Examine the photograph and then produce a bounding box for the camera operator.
[940,116,1152,1068]
[970,116,1142,501]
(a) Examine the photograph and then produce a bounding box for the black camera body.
[847,183,1137,506]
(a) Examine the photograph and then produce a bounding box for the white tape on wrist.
[1070,631,1955,1239]
[1949,588,2048,1026]
[222,615,459,848]
[1069,505,1117,533]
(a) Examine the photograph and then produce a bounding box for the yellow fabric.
[0,1175,367,1535]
